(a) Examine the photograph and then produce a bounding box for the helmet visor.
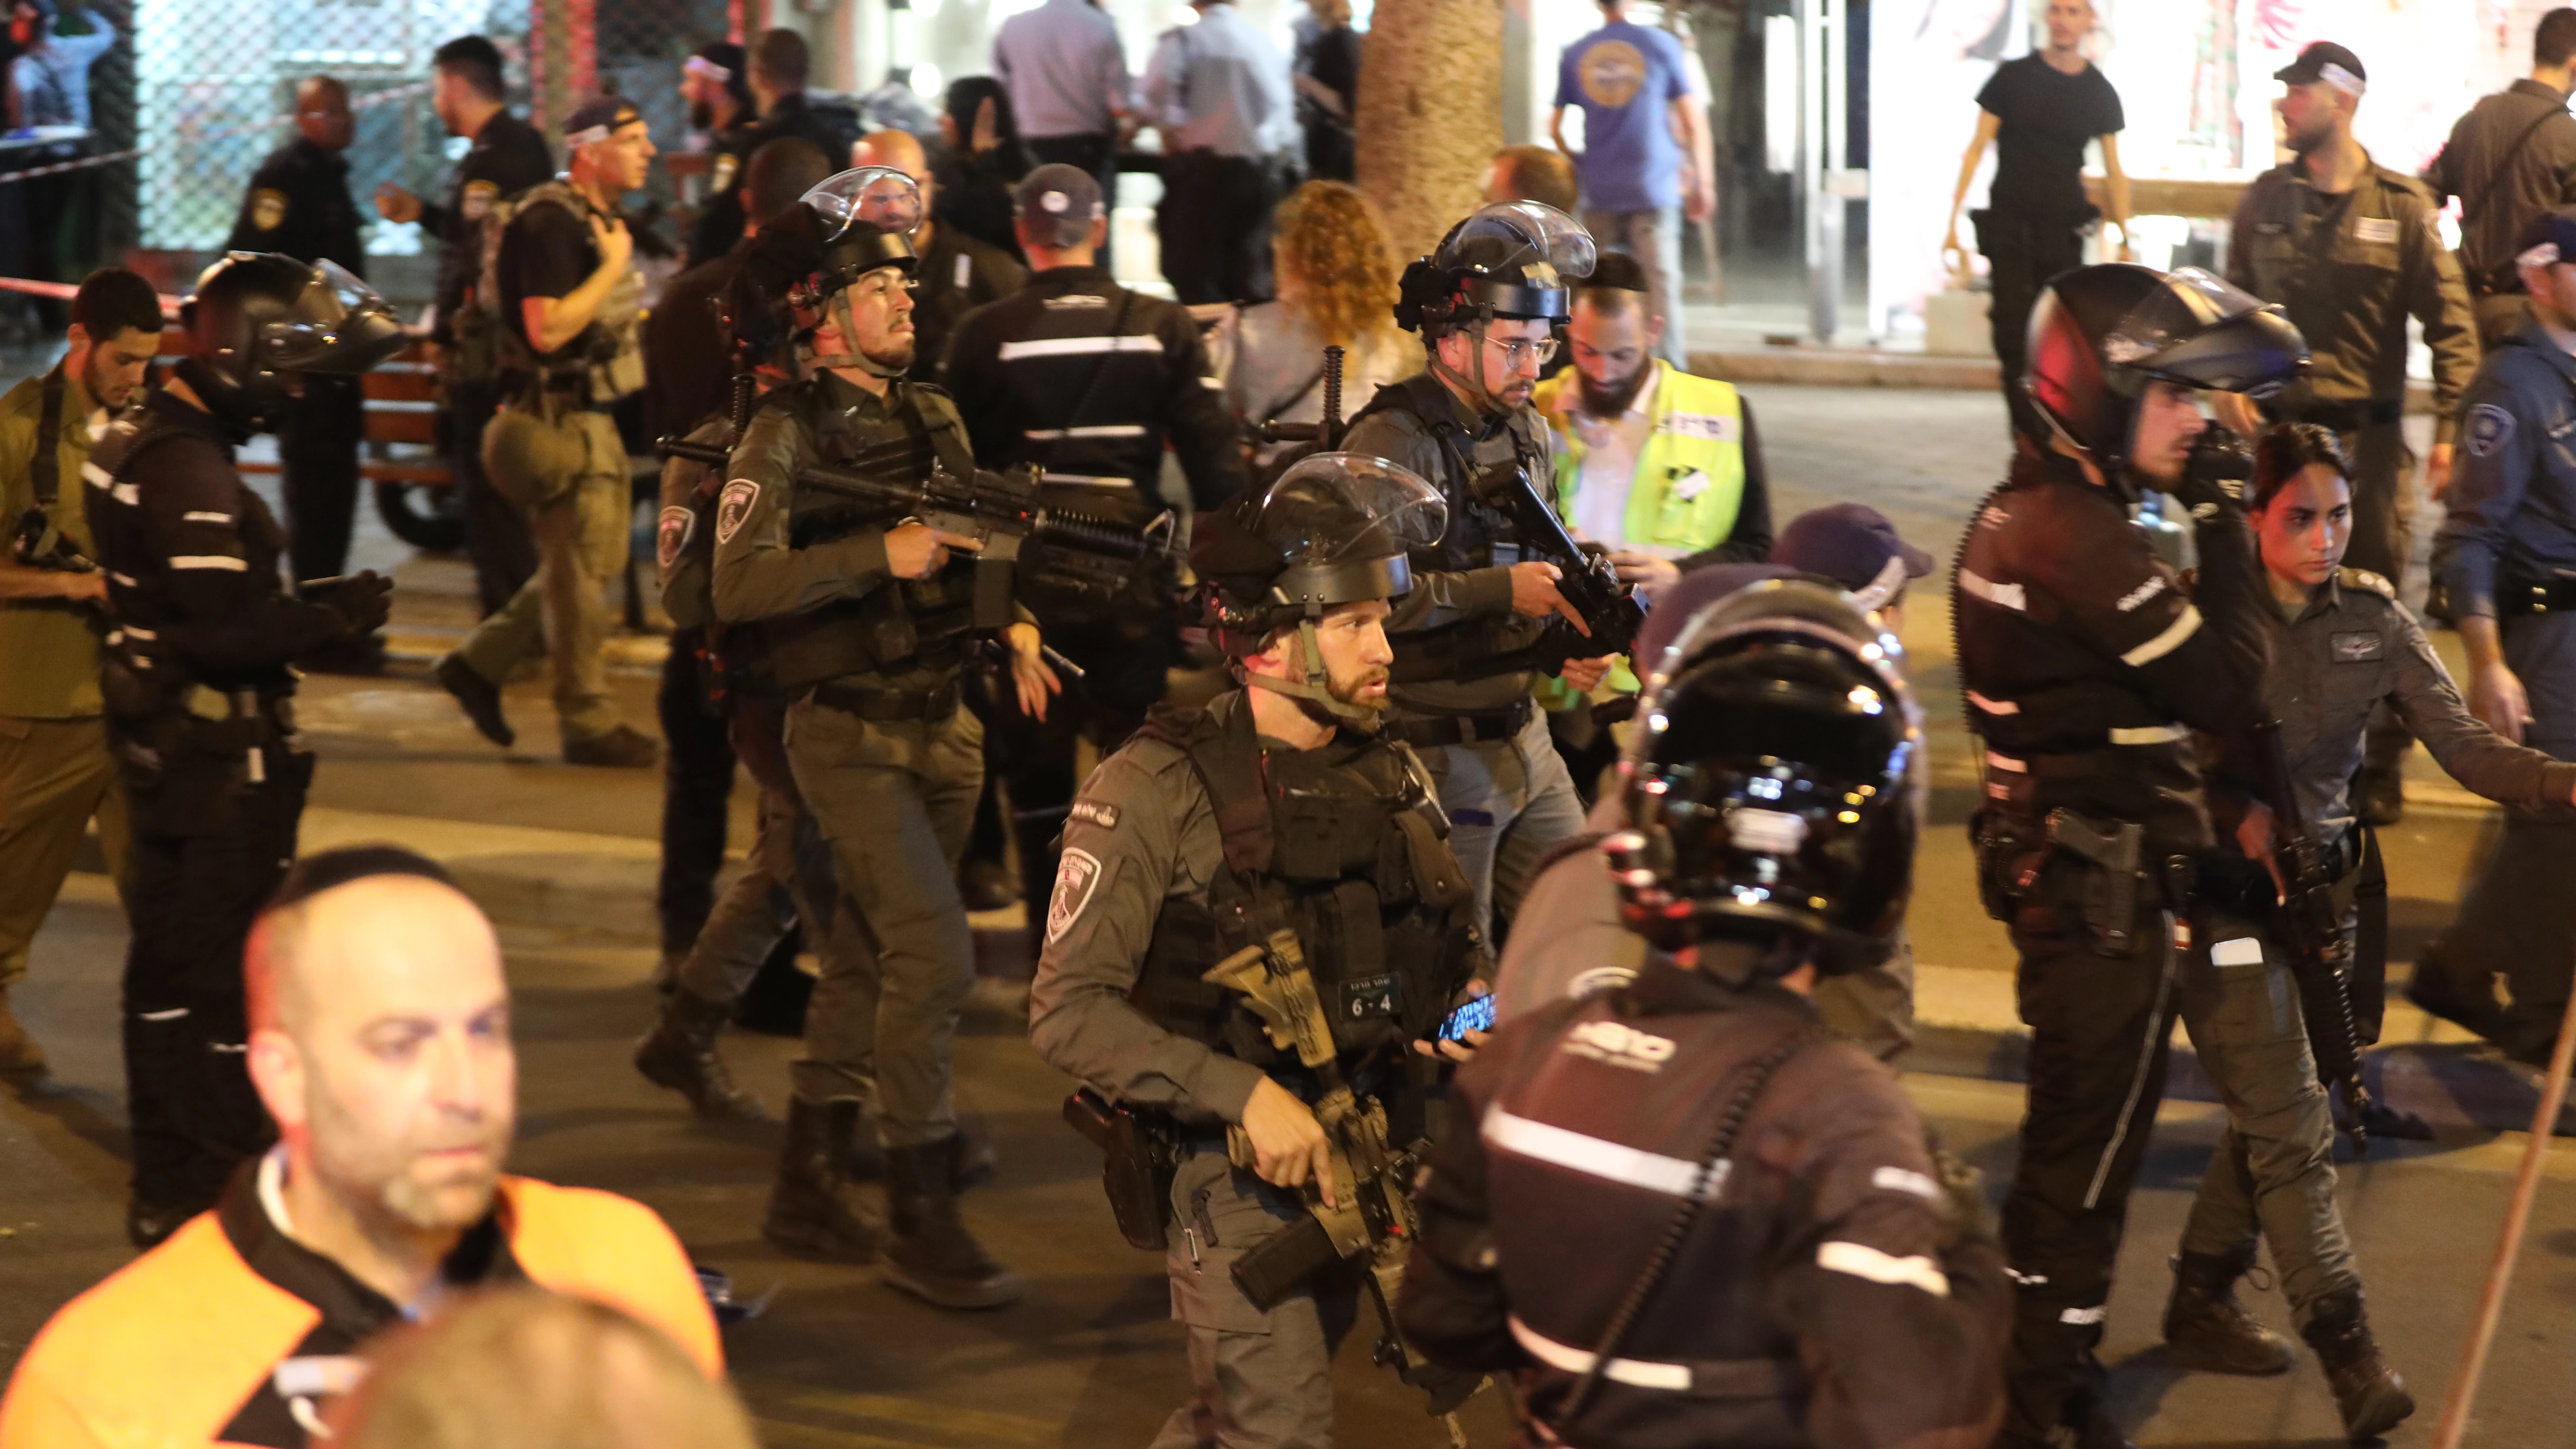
[2100,266,2309,397]
[798,166,925,242]
[1437,201,1598,282]
[1252,453,1448,606]
[261,258,407,373]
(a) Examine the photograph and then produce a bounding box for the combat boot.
[882,1136,1023,1309]
[2162,1247,2295,1375]
[840,1120,997,1190]
[761,1097,882,1262]
[633,989,767,1122]
[2300,1288,2414,1440]
[0,987,47,1082]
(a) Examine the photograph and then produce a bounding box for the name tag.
[1669,468,1712,500]
[2354,217,2399,245]
[1661,411,1739,443]
[2331,630,2385,663]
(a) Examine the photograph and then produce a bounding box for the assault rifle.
[1207,929,1484,1421]
[654,434,1175,630]
[2247,718,2373,1155]
[1388,459,1646,685]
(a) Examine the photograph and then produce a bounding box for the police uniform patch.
[2331,630,2386,663]
[249,187,288,232]
[2353,216,2399,246]
[655,504,695,570]
[2468,403,2516,458]
[710,152,739,195]
[460,179,499,222]
[715,479,759,546]
[1068,798,1120,831]
[1045,847,1104,945]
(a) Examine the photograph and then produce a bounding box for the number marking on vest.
[1046,848,1104,946]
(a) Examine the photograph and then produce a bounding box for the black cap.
[1012,163,1104,249]
[564,94,644,144]
[266,845,458,913]
[2517,205,2576,262]
[1772,503,1934,597]
[2274,41,2366,90]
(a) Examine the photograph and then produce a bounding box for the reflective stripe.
[112,483,138,506]
[1483,1105,1725,1200]
[1039,473,1136,488]
[2060,1305,2107,1325]
[1508,1316,1693,1391]
[2211,936,2266,967]
[2108,724,2187,746]
[1984,752,2027,773]
[120,623,156,639]
[137,1007,188,1021]
[1957,567,2027,612]
[2120,604,2202,667]
[997,335,1166,360]
[1817,1240,1951,1296]
[1870,1166,1945,1203]
[109,571,136,586]
[1023,424,1149,440]
[80,460,114,490]
[170,555,249,571]
[1964,690,2020,716]
[181,510,233,524]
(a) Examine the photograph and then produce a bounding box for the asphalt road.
[5,384,2567,1447]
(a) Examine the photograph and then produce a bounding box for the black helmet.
[2024,263,2308,470]
[1193,453,1446,727]
[1607,580,1920,969]
[177,253,406,439]
[735,166,923,376]
[1396,201,1595,335]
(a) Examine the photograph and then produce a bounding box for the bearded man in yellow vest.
[1531,251,1773,589]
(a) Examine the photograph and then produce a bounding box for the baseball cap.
[2516,205,2576,270]
[1773,503,1934,607]
[2274,41,2366,94]
[564,94,644,146]
[687,41,748,92]
[1013,164,1104,249]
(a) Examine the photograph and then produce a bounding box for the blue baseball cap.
[1772,503,1934,602]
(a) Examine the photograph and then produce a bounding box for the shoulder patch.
[2338,567,2396,599]
[655,505,695,570]
[709,151,739,195]
[249,187,288,232]
[2467,403,2516,458]
[1045,847,1104,946]
[1068,798,1120,831]
[460,179,499,222]
[714,479,759,546]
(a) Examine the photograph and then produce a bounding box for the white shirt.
[1567,364,1681,557]
[1143,2,1294,159]
[992,0,1134,139]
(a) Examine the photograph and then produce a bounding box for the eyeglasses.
[1481,334,1560,367]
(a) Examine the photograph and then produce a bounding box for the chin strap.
[1243,619,1385,733]
[1425,309,1511,421]
[797,279,910,379]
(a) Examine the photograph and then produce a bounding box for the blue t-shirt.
[1555,21,1696,214]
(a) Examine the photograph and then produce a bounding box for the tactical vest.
[476,180,646,403]
[1131,697,1480,1073]
[752,378,987,693]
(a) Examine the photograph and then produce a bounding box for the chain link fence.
[590,0,733,242]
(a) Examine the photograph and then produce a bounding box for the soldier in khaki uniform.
[0,268,163,1079]
[713,167,1053,1309]
[435,95,660,767]
[2222,41,2480,825]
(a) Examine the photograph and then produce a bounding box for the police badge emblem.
[461,179,499,222]
[2466,403,2515,459]
[249,188,289,232]
[656,505,695,570]
[1046,848,1103,945]
[715,480,759,545]
[711,152,740,196]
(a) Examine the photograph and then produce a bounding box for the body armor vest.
[483,181,646,402]
[754,377,986,692]
[1132,695,1480,1076]
[1352,373,1551,677]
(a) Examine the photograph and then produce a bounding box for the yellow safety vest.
[1534,360,1747,556]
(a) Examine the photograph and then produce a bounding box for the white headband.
[565,124,611,148]
[2319,62,2366,97]
[2520,242,2562,271]
[683,55,734,83]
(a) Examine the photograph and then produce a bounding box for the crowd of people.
[1,2,2575,1447]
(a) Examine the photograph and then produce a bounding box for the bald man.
[853,128,1026,382]
[0,848,720,1449]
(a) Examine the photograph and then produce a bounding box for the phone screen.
[1435,994,1497,1043]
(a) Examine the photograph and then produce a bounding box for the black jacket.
[690,94,863,263]
[644,242,746,442]
[421,110,554,339]
[224,137,365,275]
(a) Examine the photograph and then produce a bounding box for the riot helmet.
[1396,202,1595,415]
[1607,580,1921,975]
[1192,453,1447,729]
[2024,264,2308,475]
[735,166,923,378]
[176,253,407,440]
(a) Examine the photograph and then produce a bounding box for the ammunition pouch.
[1968,808,2047,924]
[1061,1089,1180,1252]
[446,301,503,386]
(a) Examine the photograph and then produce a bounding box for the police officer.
[2410,207,2576,1065]
[85,253,405,1244]
[435,95,659,769]
[228,75,373,665]
[692,29,864,264]
[374,35,554,617]
[851,127,1025,387]
[713,166,1046,1308]
[2424,8,2576,347]
[679,39,756,268]
[2223,40,2480,825]
[1953,262,2307,1449]
[1395,580,2011,1449]
[1341,201,1619,944]
[1028,455,1481,1449]
[943,161,1247,910]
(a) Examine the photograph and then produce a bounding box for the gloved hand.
[309,570,393,637]
[2167,423,2254,516]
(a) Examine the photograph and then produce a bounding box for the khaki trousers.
[0,713,127,985]
[458,406,630,742]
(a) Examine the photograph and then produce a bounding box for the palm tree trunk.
[1353,0,1503,264]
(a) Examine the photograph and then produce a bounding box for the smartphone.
[1428,994,1497,1044]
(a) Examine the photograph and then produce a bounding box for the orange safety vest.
[0,1175,722,1448]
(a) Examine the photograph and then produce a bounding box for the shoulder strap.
[1550,1020,1832,1429]
[2465,101,2568,240]
[28,363,64,505]
[1157,695,1275,877]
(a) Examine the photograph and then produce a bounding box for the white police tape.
[0,80,432,189]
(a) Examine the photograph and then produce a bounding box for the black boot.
[840,1120,997,1190]
[633,990,768,1123]
[882,1136,1023,1309]
[761,1098,882,1262]
[2162,1248,2295,1375]
[2301,1288,2414,1441]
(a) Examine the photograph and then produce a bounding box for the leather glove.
[310,570,393,637]
[2167,424,2254,516]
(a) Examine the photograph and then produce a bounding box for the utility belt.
[808,678,961,724]
[111,682,297,782]
[1508,1315,1810,1405]
[2276,398,2404,433]
[2196,827,2364,922]
[1971,802,2196,956]
[500,368,616,415]
[2497,567,2576,617]
[1383,697,1532,749]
